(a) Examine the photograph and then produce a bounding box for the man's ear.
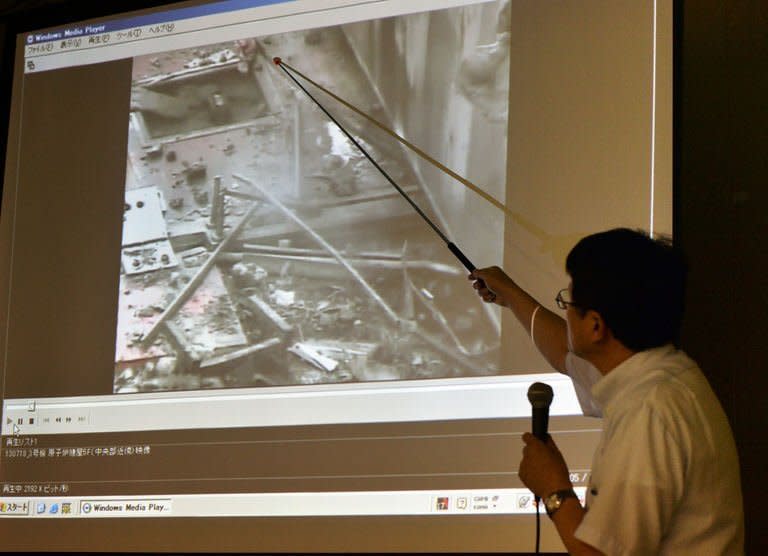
[585,310,609,343]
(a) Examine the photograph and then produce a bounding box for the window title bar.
[25,0,287,44]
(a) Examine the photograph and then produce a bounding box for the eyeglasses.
[555,288,577,310]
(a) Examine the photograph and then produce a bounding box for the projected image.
[114,1,511,393]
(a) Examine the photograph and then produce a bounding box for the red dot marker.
[273,57,282,65]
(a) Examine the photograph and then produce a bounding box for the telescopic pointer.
[272,57,476,273]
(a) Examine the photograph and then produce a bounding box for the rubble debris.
[288,342,338,372]
[200,337,281,370]
[230,261,268,287]
[208,92,231,124]
[193,189,209,205]
[244,293,293,332]
[210,175,226,239]
[271,289,295,307]
[183,160,208,183]
[115,20,503,393]
[143,144,163,159]
[183,47,237,69]
[143,202,260,344]
[155,356,177,375]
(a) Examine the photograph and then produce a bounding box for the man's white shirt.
[565,346,744,555]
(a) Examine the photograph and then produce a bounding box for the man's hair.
[565,228,687,352]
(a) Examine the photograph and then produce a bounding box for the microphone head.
[527,382,554,408]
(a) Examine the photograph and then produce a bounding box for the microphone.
[527,382,554,441]
[528,382,554,547]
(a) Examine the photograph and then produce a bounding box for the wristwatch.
[543,489,578,517]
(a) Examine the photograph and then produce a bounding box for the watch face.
[545,493,560,512]
[544,490,577,516]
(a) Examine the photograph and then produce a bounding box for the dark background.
[0,0,766,553]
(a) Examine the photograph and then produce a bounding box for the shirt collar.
[591,344,677,417]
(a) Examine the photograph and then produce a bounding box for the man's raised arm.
[469,266,569,373]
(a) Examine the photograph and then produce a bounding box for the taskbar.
[0,487,586,518]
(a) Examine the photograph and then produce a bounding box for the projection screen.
[0,0,671,551]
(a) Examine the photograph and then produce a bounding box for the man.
[469,228,743,555]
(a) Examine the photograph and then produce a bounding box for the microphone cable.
[535,493,541,554]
